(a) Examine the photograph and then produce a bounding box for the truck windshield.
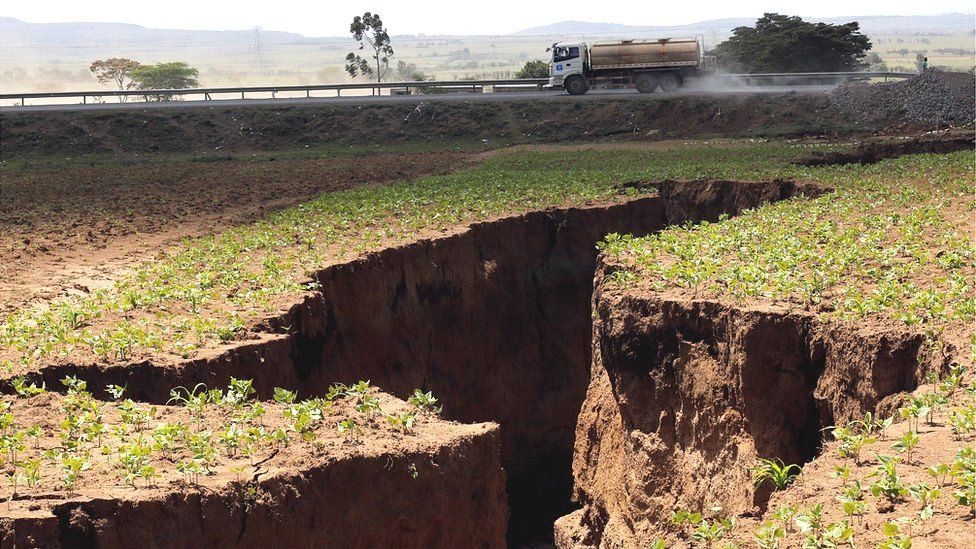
[553,46,580,62]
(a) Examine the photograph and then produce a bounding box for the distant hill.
[514,14,976,37]
[0,16,319,49]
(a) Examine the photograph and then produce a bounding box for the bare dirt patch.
[0,151,469,313]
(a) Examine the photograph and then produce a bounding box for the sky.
[3,0,974,36]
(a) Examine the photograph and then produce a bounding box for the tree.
[129,62,199,101]
[130,62,199,89]
[394,61,431,82]
[345,12,394,82]
[712,13,871,73]
[90,58,141,102]
[516,60,549,78]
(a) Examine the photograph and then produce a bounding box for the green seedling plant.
[21,458,41,489]
[753,520,786,549]
[950,405,976,439]
[117,437,154,487]
[337,419,361,443]
[794,504,854,549]
[908,482,941,510]
[892,430,920,464]
[877,521,912,549]
[927,462,951,487]
[869,454,909,503]
[671,508,735,548]
[167,383,212,421]
[829,423,876,465]
[752,458,801,491]
[408,389,442,415]
[952,447,976,515]
[772,505,797,534]
[11,377,45,398]
[60,452,91,494]
[830,465,850,485]
[273,388,297,405]
[899,399,930,433]
[386,412,417,433]
[837,480,867,524]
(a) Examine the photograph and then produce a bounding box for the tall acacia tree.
[345,12,394,83]
[713,13,871,73]
[89,58,141,101]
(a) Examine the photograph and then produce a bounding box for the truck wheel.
[659,72,682,92]
[565,76,589,96]
[635,74,659,93]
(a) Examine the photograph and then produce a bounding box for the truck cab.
[548,43,586,92]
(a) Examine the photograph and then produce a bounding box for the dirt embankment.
[1,180,823,544]
[553,276,946,547]
[0,93,901,158]
[2,419,506,549]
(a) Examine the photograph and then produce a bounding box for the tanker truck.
[547,38,706,95]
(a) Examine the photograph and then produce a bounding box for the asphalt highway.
[0,85,836,113]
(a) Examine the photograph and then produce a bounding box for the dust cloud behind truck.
[547,38,707,95]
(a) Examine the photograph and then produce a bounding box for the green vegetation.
[713,13,872,73]
[599,151,974,331]
[130,62,200,91]
[1,146,972,386]
[2,143,816,374]
[0,376,443,498]
[515,60,549,78]
[752,458,802,490]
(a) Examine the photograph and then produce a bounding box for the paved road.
[1,85,835,113]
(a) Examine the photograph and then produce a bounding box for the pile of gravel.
[829,70,975,125]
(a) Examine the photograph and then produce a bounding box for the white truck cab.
[548,43,584,89]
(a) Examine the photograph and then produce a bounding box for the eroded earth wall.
[554,270,938,548]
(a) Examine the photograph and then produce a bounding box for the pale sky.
[3,0,973,36]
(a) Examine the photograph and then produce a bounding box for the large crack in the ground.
[795,133,974,166]
[553,277,947,547]
[2,179,827,546]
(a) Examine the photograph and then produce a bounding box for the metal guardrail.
[0,79,548,106]
[0,72,916,107]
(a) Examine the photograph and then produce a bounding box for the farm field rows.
[0,140,838,374]
[0,149,470,313]
[0,135,973,546]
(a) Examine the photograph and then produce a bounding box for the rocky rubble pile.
[830,70,975,125]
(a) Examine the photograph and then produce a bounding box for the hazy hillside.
[515,14,975,36]
[0,16,313,47]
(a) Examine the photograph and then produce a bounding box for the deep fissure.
[275,180,829,544]
[4,180,841,545]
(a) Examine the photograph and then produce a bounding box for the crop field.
[597,148,975,547]
[0,129,973,546]
[1,142,838,373]
[0,148,470,312]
